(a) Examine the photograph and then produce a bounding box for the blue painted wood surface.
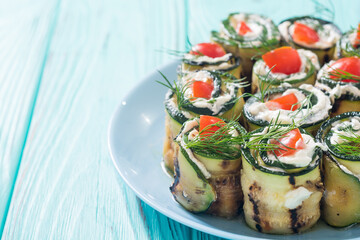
[0,0,359,239]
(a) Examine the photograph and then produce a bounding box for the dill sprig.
[185,114,301,160]
[345,42,360,58]
[243,115,299,152]
[242,65,276,103]
[327,65,360,82]
[289,92,314,120]
[333,127,360,157]
[185,120,243,159]
[156,71,191,110]
[311,0,335,22]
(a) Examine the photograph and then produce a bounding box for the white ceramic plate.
[108,61,360,240]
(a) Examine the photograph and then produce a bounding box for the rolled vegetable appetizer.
[335,23,360,59]
[211,13,281,80]
[243,84,332,135]
[316,112,360,227]
[162,70,246,174]
[241,126,323,234]
[278,16,341,65]
[252,47,320,93]
[179,42,242,79]
[315,56,360,117]
[171,116,246,217]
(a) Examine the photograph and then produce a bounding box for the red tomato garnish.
[192,80,214,99]
[189,43,226,58]
[271,129,304,157]
[265,93,299,111]
[329,57,360,83]
[236,21,252,35]
[292,22,320,44]
[262,47,301,75]
[199,115,225,138]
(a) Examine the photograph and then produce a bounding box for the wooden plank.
[0,0,60,233]
[2,0,197,239]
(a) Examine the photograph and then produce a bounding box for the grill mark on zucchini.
[248,182,262,232]
[289,208,299,233]
[170,158,181,194]
[289,175,296,186]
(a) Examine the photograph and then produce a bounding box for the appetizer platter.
[109,10,360,240]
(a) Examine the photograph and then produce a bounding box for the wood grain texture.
[0,0,60,233]
[2,0,201,239]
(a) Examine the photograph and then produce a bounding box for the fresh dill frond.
[345,42,360,58]
[289,92,314,120]
[311,0,335,22]
[327,65,360,82]
[156,71,191,110]
[185,120,244,159]
[333,128,360,157]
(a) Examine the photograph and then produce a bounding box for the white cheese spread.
[330,116,360,145]
[279,19,340,49]
[285,187,312,209]
[253,49,319,82]
[247,84,331,125]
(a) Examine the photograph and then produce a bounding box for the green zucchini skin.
[334,29,360,59]
[242,86,330,136]
[241,127,323,234]
[211,13,281,80]
[316,112,360,227]
[171,118,246,217]
[251,58,316,94]
[279,16,341,65]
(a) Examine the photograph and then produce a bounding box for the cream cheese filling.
[222,13,280,47]
[267,134,319,167]
[330,116,360,145]
[253,49,319,81]
[285,187,312,209]
[248,84,331,125]
[279,20,340,49]
[316,61,360,101]
[183,53,232,64]
[182,71,239,115]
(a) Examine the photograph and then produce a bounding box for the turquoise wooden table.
[0,0,359,239]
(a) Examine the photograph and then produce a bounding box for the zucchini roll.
[278,16,341,65]
[316,112,360,227]
[335,24,360,59]
[179,42,242,79]
[163,70,246,174]
[315,57,360,117]
[243,84,331,135]
[252,47,320,93]
[241,127,323,234]
[171,116,246,217]
[211,13,281,80]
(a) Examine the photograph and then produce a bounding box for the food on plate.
[243,84,331,135]
[251,46,320,93]
[315,57,360,116]
[278,16,341,65]
[316,112,360,227]
[335,23,360,58]
[241,126,323,234]
[179,42,242,78]
[211,13,281,80]
[170,116,246,217]
[161,70,246,174]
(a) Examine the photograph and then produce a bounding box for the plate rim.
[107,60,359,240]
